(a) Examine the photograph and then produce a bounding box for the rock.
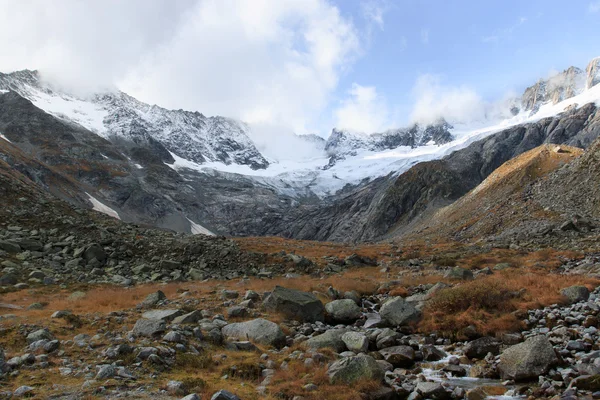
[571,375,600,391]
[498,335,559,381]
[341,332,369,353]
[263,286,325,322]
[422,344,447,361]
[304,329,349,353]
[142,309,183,321]
[167,380,188,396]
[561,286,590,304]
[227,305,248,318]
[13,386,34,397]
[221,318,286,349]
[132,318,166,337]
[210,390,241,400]
[0,240,20,253]
[442,364,467,377]
[163,331,185,343]
[464,336,501,359]
[379,345,415,367]
[26,329,54,344]
[327,354,384,384]
[0,274,17,285]
[141,290,166,307]
[96,364,116,379]
[173,310,203,324]
[83,243,107,264]
[444,267,474,280]
[180,395,201,400]
[379,297,421,327]
[415,381,450,399]
[325,299,361,323]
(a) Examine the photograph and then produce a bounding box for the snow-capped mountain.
[0,70,269,170]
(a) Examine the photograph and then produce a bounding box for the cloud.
[361,0,388,30]
[334,83,391,133]
[590,1,600,12]
[481,15,527,44]
[410,74,486,124]
[0,0,362,134]
[421,28,430,44]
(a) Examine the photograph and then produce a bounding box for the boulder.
[444,267,474,280]
[0,240,21,253]
[26,329,54,344]
[83,243,107,264]
[173,310,203,324]
[464,336,501,359]
[210,390,241,400]
[132,319,166,337]
[415,381,450,399]
[325,299,361,323]
[379,297,421,327]
[422,345,447,361]
[328,354,384,384]
[379,345,415,367]
[304,329,349,352]
[263,286,325,322]
[142,309,183,322]
[221,318,285,349]
[341,331,369,353]
[141,290,166,307]
[498,335,559,381]
[561,285,590,304]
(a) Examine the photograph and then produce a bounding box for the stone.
[444,267,474,280]
[325,299,361,323]
[327,354,384,384]
[341,332,369,353]
[210,390,241,400]
[304,329,349,353]
[379,297,421,327]
[173,310,202,324]
[221,318,286,349]
[498,335,559,381]
[141,290,166,307]
[142,309,183,321]
[227,305,248,318]
[0,241,20,253]
[415,381,450,399]
[263,286,325,322]
[379,345,415,368]
[571,375,600,391]
[96,364,116,379]
[13,386,34,397]
[26,329,54,344]
[464,336,501,359]
[83,243,107,263]
[422,345,447,361]
[180,395,201,400]
[132,318,166,337]
[561,286,590,304]
[0,274,17,285]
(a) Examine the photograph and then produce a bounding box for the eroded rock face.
[498,335,559,381]
[263,286,325,323]
[587,57,600,89]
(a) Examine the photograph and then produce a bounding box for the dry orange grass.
[420,269,599,339]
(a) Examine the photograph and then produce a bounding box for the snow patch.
[0,89,8,94]
[0,132,10,143]
[86,193,120,220]
[134,163,143,169]
[187,217,214,236]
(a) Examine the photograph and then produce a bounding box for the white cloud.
[410,74,486,125]
[361,0,387,30]
[421,28,430,44]
[0,0,362,134]
[334,83,391,133]
[590,1,600,12]
[481,15,528,44]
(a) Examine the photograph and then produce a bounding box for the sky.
[0,0,599,138]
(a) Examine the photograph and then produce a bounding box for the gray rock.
[304,329,349,352]
[0,240,20,253]
[341,331,369,353]
[26,329,54,344]
[561,286,590,304]
[211,390,241,400]
[498,335,559,381]
[96,364,116,379]
[141,290,166,307]
[422,344,447,361]
[180,395,201,400]
[142,309,183,321]
[464,336,501,359]
[83,243,107,264]
[263,286,325,322]
[173,310,202,324]
[379,345,415,368]
[221,318,285,349]
[379,297,421,327]
[415,381,450,399]
[132,319,166,337]
[327,354,384,384]
[325,299,361,323]
[13,386,34,397]
[444,267,474,280]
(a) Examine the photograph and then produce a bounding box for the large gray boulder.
[221,318,285,349]
[83,243,107,264]
[444,267,473,280]
[132,319,166,337]
[328,354,384,384]
[379,297,421,327]
[341,331,369,353]
[325,299,361,323]
[415,381,450,399]
[304,329,349,352]
[561,285,590,304]
[463,336,501,359]
[142,309,183,322]
[379,345,415,368]
[263,286,325,322]
[498,335,559,381]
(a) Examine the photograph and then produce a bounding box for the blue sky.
[320,0,600,130]
[1,0,599,137]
